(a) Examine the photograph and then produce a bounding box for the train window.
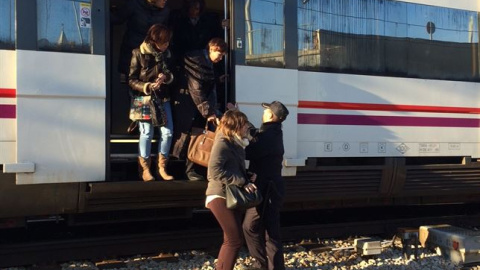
[0,0,15,50]
[245,0,285,67]
[37,0,92,53]
[297,0,480,82]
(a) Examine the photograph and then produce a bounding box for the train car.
[1,0,480,228]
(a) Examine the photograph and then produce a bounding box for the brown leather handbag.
[187,125,215,167]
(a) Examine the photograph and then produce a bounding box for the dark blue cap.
[262,101,289,122]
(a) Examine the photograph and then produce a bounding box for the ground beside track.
[3,204,480,269]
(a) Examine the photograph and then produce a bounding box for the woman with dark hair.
[112,0,170,81]
[129,24,175,181]
[206,110,258,270]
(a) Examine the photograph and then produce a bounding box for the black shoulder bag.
[225,143,263,210]
[150,91,167,127]
[225,183,263,210]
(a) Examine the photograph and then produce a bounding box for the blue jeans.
[138,101,173,158]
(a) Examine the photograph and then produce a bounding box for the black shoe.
[186,171,205,181]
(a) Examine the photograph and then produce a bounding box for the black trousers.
[242,199,285,270]
[185,158,207,178]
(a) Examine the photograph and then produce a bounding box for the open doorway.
[108,0,229,181]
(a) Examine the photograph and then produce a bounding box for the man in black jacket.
[172,38,227,181]
[243,101,289,270]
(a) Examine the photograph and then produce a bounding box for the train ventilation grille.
[405,167,480,192]
[287,169,382,201]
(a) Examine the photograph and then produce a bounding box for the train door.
[108,0,232,181]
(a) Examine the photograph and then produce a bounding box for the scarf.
[140,42,171,75]
[233,134,249,149]
[144,43,164,63]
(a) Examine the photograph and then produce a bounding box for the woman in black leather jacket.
[129,24,175,181]
[112,0,170,81]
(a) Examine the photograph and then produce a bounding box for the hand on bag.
[244,182,257,194]
[207,115,220,126]
[150,81,161,92]
[150,74,166,92]
[157,73,166,84]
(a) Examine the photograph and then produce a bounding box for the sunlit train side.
[235,0,480,206]
[0,0,106,226]
[1,0,480,228]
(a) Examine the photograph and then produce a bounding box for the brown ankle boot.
[158,154,174,181]
[138,156,155,181]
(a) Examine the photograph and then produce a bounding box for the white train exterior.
[0,0,105,185]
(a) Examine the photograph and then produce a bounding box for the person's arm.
[245,133,271,160]
[159,50,174,85]
[208,139,246,186]
[246,130,282,160]
[188,79,216,117]
[184,55,217,118]
[128,50,152,95]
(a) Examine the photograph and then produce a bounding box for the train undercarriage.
[2,156,480,229]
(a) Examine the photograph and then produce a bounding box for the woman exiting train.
[129,24,175,181]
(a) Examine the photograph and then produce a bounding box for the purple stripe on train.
[0,105,16,119]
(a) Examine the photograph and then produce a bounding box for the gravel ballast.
[3,238,480,270]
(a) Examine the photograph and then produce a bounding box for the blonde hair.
[218,110,248,141]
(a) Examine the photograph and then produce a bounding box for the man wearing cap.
[243,101,289,270]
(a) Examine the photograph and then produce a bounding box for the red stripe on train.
[298,101,480,114]
[0,88,16,98]
[0,105,15,118]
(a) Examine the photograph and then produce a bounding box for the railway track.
[2,205,480,268]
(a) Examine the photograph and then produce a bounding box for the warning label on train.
[419,143,440,153]
[79,3,91,28]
